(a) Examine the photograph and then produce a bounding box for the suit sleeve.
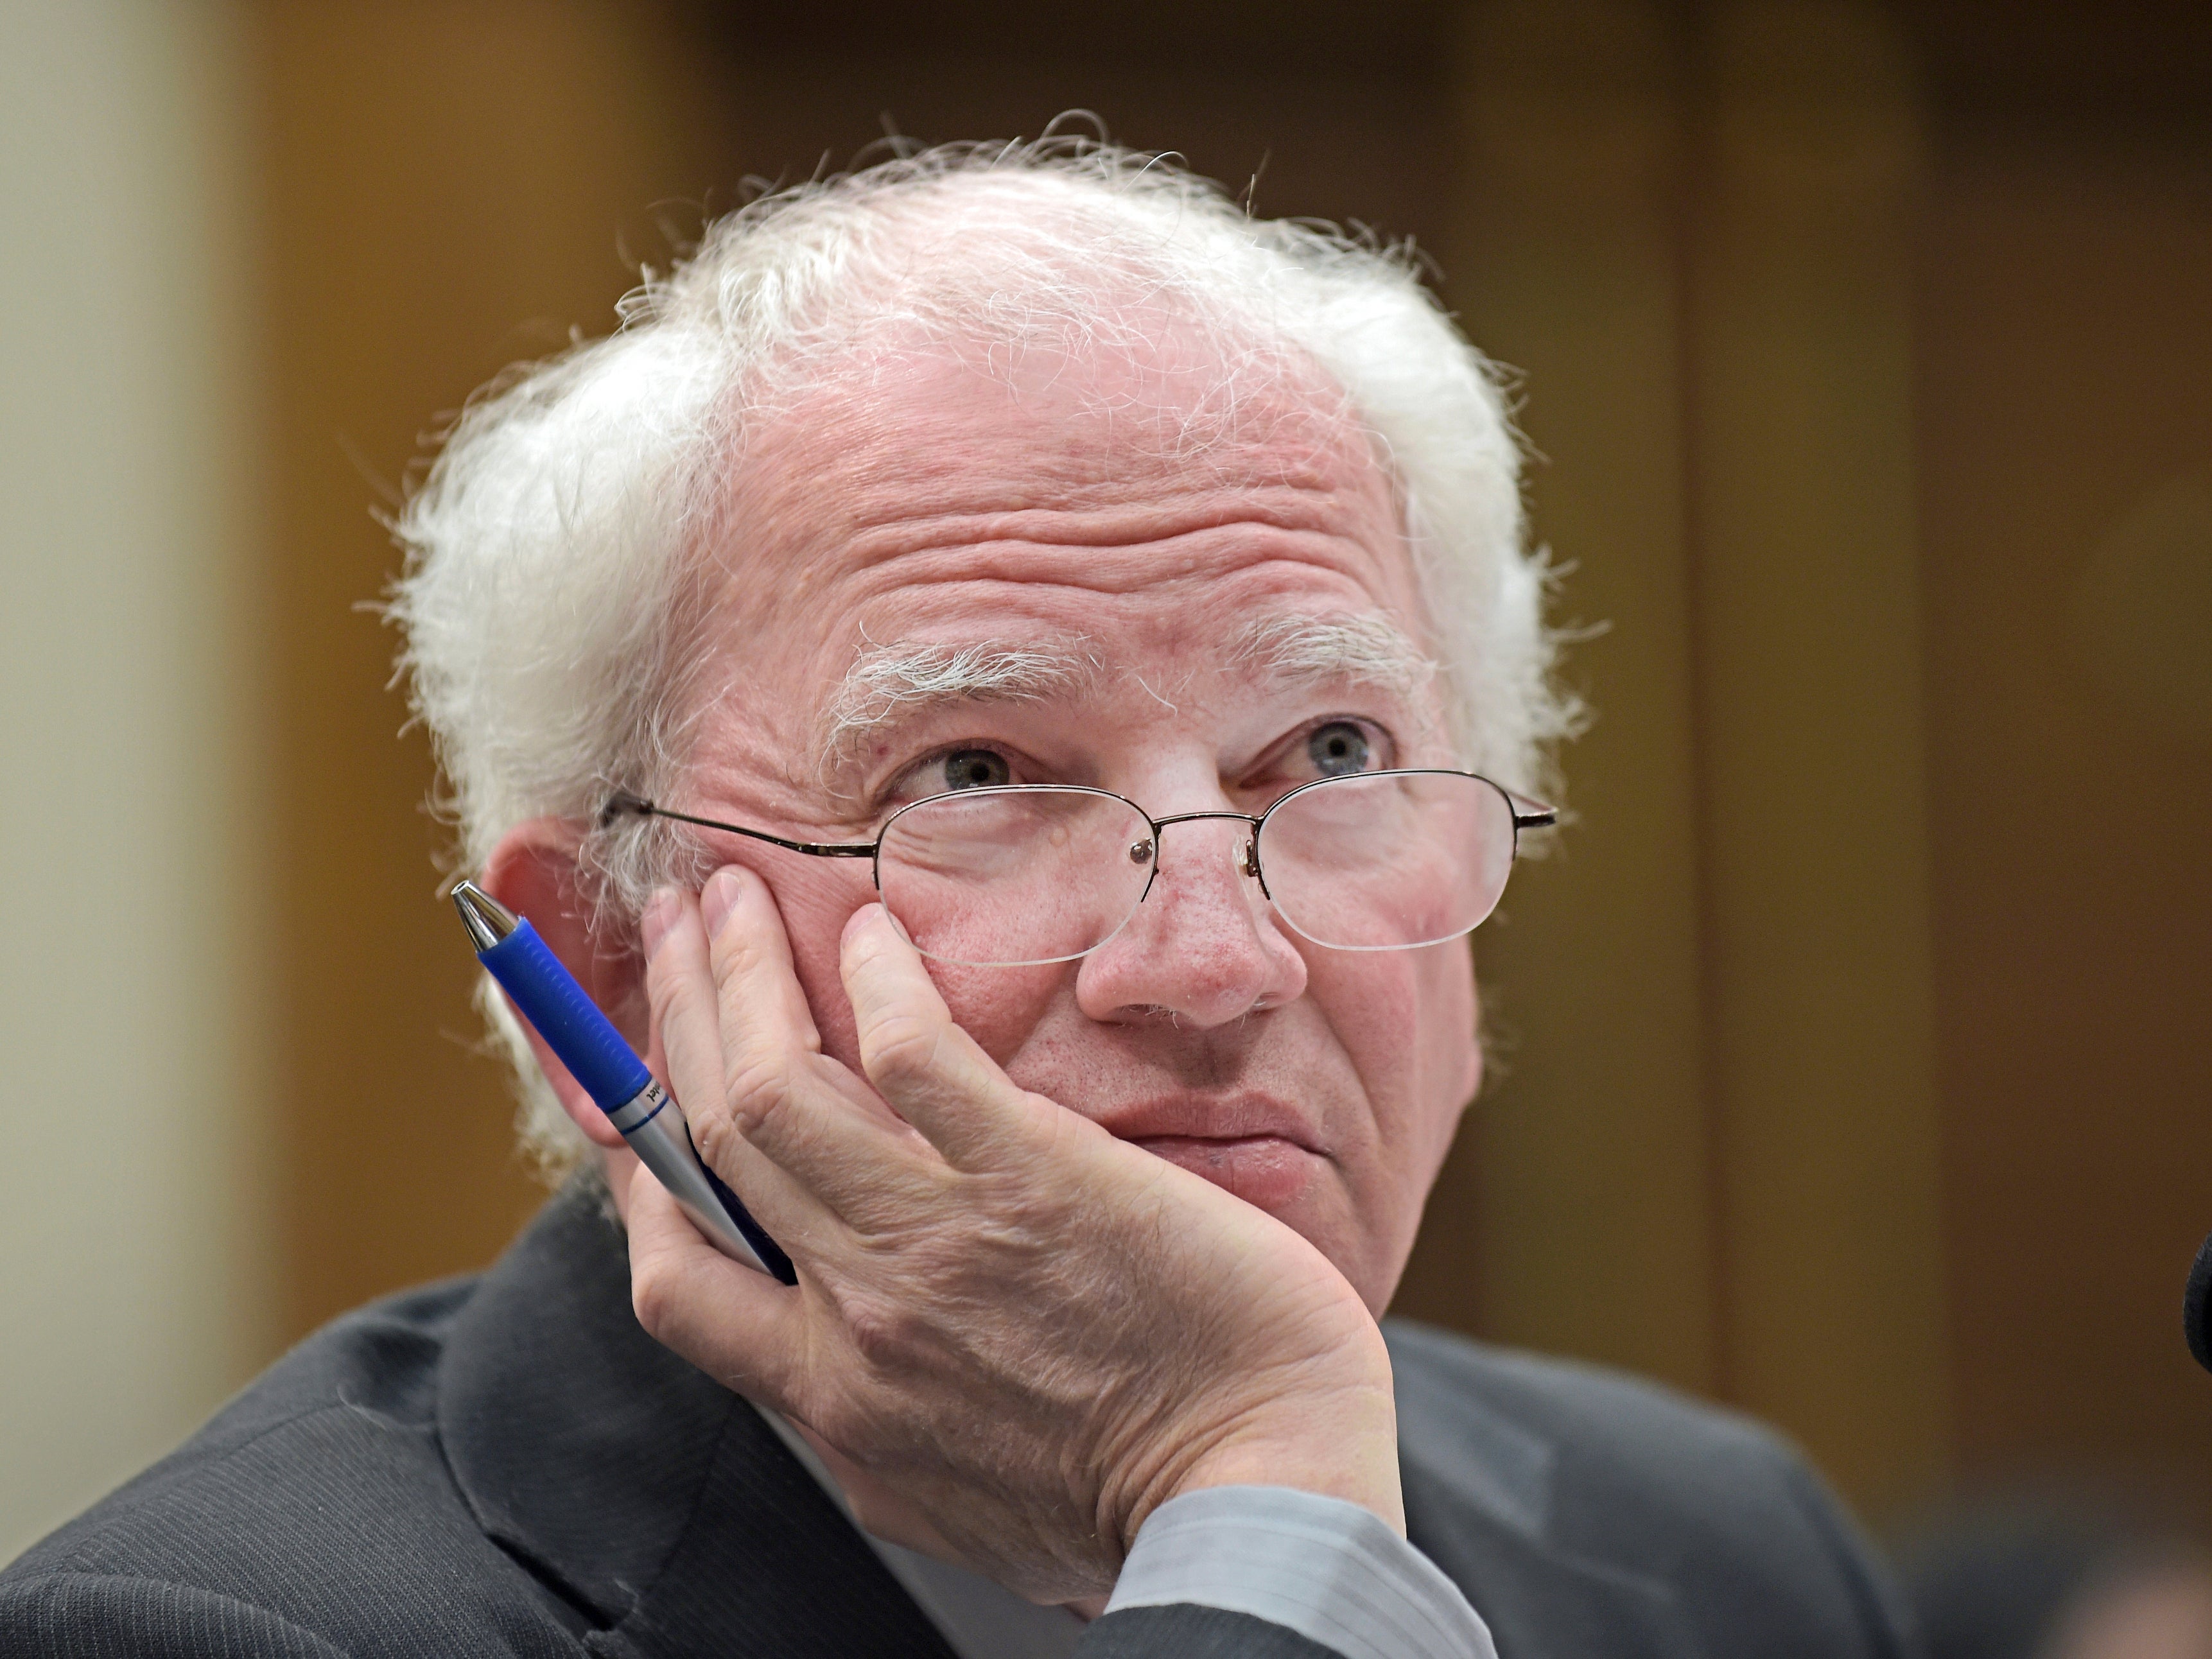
[1086,1486,1496,1659]
[0,1573,349,1659]
[1779,1460,1923,1659]
[1079,1603,1350,1658]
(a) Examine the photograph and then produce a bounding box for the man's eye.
[1307,722,1372,777]
[938,749,1012,791]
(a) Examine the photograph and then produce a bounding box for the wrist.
[1119,1325,1404,1547]
[1169,1381,1405,1537]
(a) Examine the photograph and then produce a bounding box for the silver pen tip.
[451,879,519,951]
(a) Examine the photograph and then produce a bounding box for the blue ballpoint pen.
[450,879,796,1284]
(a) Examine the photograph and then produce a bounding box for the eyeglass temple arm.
[1509,794,1559,831]
[598,793,876,858]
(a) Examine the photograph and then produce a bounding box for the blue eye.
[941,749,1011,790]
[1308,722,1371,776]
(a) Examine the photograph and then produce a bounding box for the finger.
[699,864,821,1057]
[645,885,833,1248]
[601,1142,644,1225]
[840,903,1049,1169]
[661,873,942,1238]
[625,1157,805,1406]
[699,868,935,1186]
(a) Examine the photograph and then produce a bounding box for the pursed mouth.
[1097,1093,1326,1154]
[1124,1129,1325,1210]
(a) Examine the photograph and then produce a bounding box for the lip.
[1097,1094,1328,1210]
[1095,1092,1325,1152]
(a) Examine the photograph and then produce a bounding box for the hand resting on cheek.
[618,862,1404,1606]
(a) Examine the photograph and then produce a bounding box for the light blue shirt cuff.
[1104,1485,1497,1659]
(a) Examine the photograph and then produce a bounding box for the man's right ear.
[478,822,636,1152]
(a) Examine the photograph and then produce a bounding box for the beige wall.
[1921,129,2212,1511]
[256,0,740,1337]
[1395,0,1954,1524]
[0,1,271,1558]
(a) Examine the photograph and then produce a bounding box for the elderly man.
[0,144,1910,1658]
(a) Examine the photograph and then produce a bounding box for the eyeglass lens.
[874,772,1519,968]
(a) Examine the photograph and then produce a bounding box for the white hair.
[388,136,1580,1179]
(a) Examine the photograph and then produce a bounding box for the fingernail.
[641,889,680,960]
[700,867,744,939]
[840,901,885,948]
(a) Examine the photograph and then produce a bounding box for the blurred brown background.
[6,0,2206,1558]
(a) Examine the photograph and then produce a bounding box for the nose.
[1074,814,1309,1028]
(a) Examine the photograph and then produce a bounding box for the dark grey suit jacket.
[0,1186,1913,1658]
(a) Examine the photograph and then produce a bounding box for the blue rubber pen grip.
[478,920,652,1111]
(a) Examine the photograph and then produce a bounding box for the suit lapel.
[587,1398,959,1659]
[1389,1323,1707,1659]
[438,1188,955,1659]
[1405,1457,1705,1659]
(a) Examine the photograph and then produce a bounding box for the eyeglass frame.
[600,769,1558,956]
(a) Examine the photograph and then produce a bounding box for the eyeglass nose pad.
[1129,837,1156,867]
[1235,838,1258,879]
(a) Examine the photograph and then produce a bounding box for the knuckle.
[630,1258,679,1340]
[839,1290,925,1372]
[710,923,772,1000]
[685,1105,745,1175]
[858,1011,943,1092]
[722,1045,797,1138]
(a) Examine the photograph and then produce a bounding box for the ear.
[479,819,640,1152]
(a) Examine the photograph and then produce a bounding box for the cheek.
[753,861,878,1064]
[1309,940,1477,1192]
[1418,943,1481,1164]
[763,859,1063,1070]
[927,962,1066,1067]
[1291,941,1475,1310]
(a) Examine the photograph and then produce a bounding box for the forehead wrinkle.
[820,636,1098,777]
[819,494,1387,594]
[724,351,1398,595]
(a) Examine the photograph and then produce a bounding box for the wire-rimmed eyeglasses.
[602,770,1556,969]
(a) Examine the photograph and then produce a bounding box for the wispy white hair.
[389,136,1579,1178]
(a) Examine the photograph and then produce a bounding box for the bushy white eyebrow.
[1229,611,1438,700]
[822,614,1436,774]
[823,639,1092,763]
